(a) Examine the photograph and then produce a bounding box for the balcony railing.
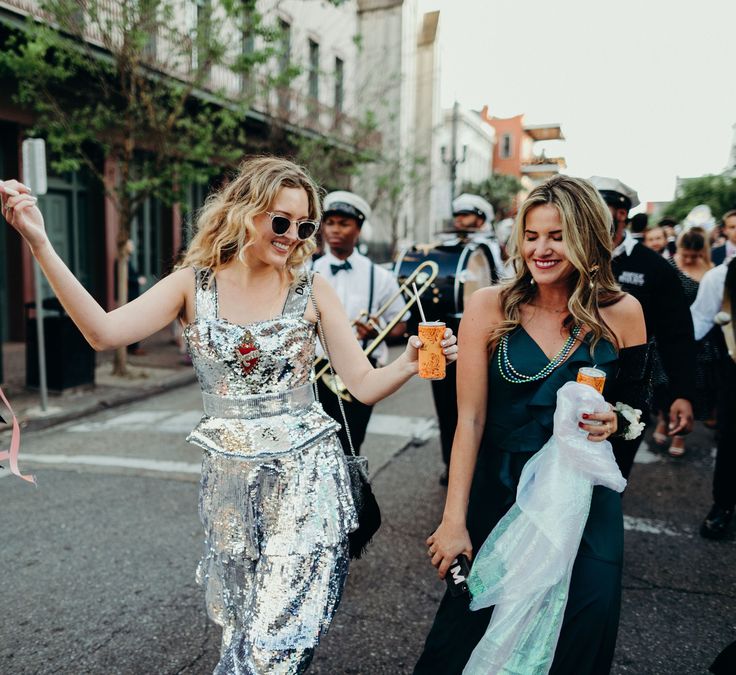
[0,0,371,148]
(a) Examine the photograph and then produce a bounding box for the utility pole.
[442,100,467,212]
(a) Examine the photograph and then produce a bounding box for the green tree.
[461,173,524,220]
[663,173,736,223]
[287,111,381,191]
[0,0,284,373]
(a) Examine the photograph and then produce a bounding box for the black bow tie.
[330,260,352,275]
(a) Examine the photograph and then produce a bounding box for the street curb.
[8,372,198,435]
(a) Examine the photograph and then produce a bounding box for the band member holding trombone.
[313,190,410,454]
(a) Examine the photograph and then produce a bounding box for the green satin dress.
[415,328,623,675]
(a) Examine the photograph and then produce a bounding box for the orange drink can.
[577,367,606,393]
[418,321,446,380]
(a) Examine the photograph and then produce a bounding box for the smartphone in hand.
[445,554,471,597]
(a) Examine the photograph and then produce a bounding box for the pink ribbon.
[0,386,36,485]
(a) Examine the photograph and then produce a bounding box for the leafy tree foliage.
[663,173,736,223]
[0,0,283,371]
[460,173,524,221]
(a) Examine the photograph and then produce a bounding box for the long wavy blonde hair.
[180,156,320,279]
[488,175,623,354]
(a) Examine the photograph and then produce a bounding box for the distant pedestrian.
[658,217,679,256]
[122,238,147,355]
[711,209,736,265]
[651,228,720,456]
[590,176,696,478]
[643,224,671,258]
[0,158,458,673]
[629,212,648,241]
[691,258,736,540]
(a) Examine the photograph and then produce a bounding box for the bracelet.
[611,402,646,441]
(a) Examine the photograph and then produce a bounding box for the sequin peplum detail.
[184,268,341,457]
[183,268,357,673]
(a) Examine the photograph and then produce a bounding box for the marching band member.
[432,193,502,484]
[590,176,696,478]
[448,193,505,276]
[313,190,409,454]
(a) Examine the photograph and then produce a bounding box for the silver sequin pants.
[197,431,356,674]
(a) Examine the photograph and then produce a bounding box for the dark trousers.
[713,357,736,509]
[316,376,374,455]
[431,365,458,466]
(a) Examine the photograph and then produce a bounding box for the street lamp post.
[441,100,467,214]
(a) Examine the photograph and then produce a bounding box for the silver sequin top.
[183,268,340,457]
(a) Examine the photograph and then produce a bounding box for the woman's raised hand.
[404,327,459,368]
[426,519,473,580]
[0,180,47,250]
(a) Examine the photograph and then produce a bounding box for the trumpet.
[313,260,440,401]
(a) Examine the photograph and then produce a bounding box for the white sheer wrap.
[464,381,627,675]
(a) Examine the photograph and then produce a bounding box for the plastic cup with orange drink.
[411,281,447,380]
[577,367,606,431]
[576,367,606,393]
[418,321,447,380]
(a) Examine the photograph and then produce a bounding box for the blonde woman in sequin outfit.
[0,157,458,674]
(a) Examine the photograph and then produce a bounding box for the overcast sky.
[418,0,735,205]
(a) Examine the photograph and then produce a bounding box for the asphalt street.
[1,364,734,675]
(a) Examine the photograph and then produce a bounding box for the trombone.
[313,260,439,401]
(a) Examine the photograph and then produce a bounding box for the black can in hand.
[445,554,471,597]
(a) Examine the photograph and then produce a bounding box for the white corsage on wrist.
[613,402,645,441]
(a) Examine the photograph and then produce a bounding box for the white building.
[249,0,362,146]
[354,0,436,253]
[432,105,495,235]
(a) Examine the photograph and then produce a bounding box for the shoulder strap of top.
[193,268,218,320]
[281,270,312,319]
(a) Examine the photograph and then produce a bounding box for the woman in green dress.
[415,175,648,674]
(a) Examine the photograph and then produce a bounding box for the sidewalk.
[0,328,196,435]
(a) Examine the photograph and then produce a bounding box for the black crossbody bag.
[308,273,381,559]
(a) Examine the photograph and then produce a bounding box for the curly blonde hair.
[488,175,623,355]
[180,156,320,279]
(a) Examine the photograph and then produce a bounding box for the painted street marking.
[623,515,682,537]
[633,441,662,464]
[20,453,201,474]
[367,414,438,440]
[157,411,204,432]
[67,410,177,432]
[65,410,438,440]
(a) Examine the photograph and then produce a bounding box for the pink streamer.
[0,386,36,485]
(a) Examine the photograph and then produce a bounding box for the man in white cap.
[451,193,505,275]
[590,176,696,478]
[312,190,409,455]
